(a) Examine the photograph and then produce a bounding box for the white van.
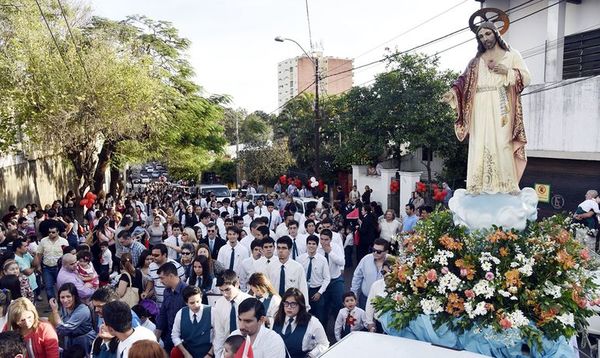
[197,185,231,201]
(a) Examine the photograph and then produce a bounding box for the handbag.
[120,271,139,307]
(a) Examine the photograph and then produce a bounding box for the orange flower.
[439,235,464,251]
[504,269,522,288]
[556,249,575,269]
[499,247,509,257]
[414,275,427,289]
[455,259,475,280]
[555,229,571,244]
[445,293,465,317]
[415,256,424,266]
[397,265,409,283]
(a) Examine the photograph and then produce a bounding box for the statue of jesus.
[442,16,530,195]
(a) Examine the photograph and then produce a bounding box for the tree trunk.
[93,141,116,195]
[109,166,122,197]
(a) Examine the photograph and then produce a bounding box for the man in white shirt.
[194,212,211,238]
[238,240,263,292]
[230,297,286,358]
[318,229,346,325]
[319,218,344,248]
[287,220,306,260]
[239,219,263,250]
[254,198,267,217]
[297,235,330,322]
[236,195,249,217]
[220,198,235,217]
[211,209,227,238]
[103,300,156,358]
[213,270,252,357]
[275,211,294,239]
[164,223,183,260]
[265,201,282,231]
[378,209,402,242]
[267,236,310,309]
[298,211,318,235]
[243,205,257,227]
[255,237,276,273]
[217,226,250,273]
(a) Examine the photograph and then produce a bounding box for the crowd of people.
[0,180,437,358]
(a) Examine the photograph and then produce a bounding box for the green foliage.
[238,139,295,185]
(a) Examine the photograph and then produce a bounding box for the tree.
[238,140,295,185]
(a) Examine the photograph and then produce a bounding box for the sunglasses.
[181,252,192,255]
[207,230,216,233]
[373,249,387,254]
[49,231,58,234]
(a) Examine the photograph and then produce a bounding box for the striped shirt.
[148,259,186,306]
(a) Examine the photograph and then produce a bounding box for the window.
[421,147,433,161]
[563,27,600,79]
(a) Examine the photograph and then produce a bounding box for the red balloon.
[294,178,302,188]
[318,179,325,191]
[79,199,88,206]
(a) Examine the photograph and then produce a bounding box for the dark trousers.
[308,286,325,322]
[42,265,58,300]
[323,277,344,324]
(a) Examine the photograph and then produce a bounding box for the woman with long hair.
[186,255,217,304]
[116,253,144,302]
[48,283,95,354]
[89,216,114,272]
[196,244,226,276]
[248,272,281,328]
[147,215,165,247]
[8,297,59,358]
[137,250,154,300]
[0,288,12,331]
[273,288,329,357]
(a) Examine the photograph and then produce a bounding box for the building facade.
[277,53,353,109]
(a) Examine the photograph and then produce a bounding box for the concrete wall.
[0,153,77,212]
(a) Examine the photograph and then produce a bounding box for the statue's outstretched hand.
[493,64,509,75]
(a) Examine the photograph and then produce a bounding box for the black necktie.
[279,265,286,296]
[285,317,294,335]
[292,239,298,260]
[230,300,236,333]
[325,252,329,263]
[307,257,314,282]
[268,212,272,228]
[229,247,235,270]
[193,313,198,324]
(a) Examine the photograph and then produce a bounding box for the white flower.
[510,261,519,268]
[498,289,511,298]
[518,264,533,277]
[543,282,562,299]
[506,310,529,328]
[465,300,488,319]
[473,280,495,299]
[437,272,462,294]
[556,313,575,327]
[420,297,443,315]
[432,250,454,266]
[481,262,492,272]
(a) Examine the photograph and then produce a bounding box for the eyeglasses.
[283,301,299,308]
[373,249,387,254]
[181,252,191,255]
[49,231,57,234]
[207,230,216,233]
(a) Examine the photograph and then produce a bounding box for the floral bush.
[375,210,600,350]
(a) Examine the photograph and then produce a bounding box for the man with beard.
[442,15,530,195]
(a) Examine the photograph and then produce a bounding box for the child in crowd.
[99,241,112,284]
[76,250,99,288]
[223,335,249,358]
[2,259,34,302]
[132,304,156,332]
[334,291,368,342]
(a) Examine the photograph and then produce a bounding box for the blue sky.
[89,0,481,113]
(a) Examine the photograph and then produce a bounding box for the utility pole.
[314,57,320,177]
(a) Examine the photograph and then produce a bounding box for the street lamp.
[275,36,321,177]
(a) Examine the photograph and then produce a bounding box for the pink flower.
[393,293,403,302]
[460,268,468,277]
[441,267,449,274]
[426,269,437,282]
[581,249,591,261]
[485,272,495,281]
[465,289,475,299]
[500,317,512,329]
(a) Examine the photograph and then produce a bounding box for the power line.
[33,0,73,80]
[269,79,316,115]
[322,0,561,81]
[55,0,90,81]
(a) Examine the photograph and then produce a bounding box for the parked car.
[293,197,319,216]
[198,184,231,201]
[247,193,269,204]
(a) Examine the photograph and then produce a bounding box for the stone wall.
[0,153,78,212]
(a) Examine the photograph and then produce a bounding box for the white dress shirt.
[378,218,402,242]
[238,256,262,292]
[213,291,252,357]
[194,222,208,237]
[254,255,276,274]
[290,235,307,259]
[279,315,329,356]
[257,294,281,328]
[164,235,182,260]
[265,210,282,230]
[317,243,345,279]
[219,206,235,217]
[331,231,344,248]
[297,253,330,294]
[116,326,156,358]
[239,233,255,251]
[228,325,286,358]
[267,259,310,310]
[365,278,386,325]
[217,243,250,273]
[171,305,215,347]
[334,307,368,341]
[254,205,267,217]
[275,223,289,238]
[243,214,256,227]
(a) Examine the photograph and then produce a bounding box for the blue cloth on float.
[380,312,575,358]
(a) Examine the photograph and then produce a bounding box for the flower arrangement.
[374,210,600,351]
